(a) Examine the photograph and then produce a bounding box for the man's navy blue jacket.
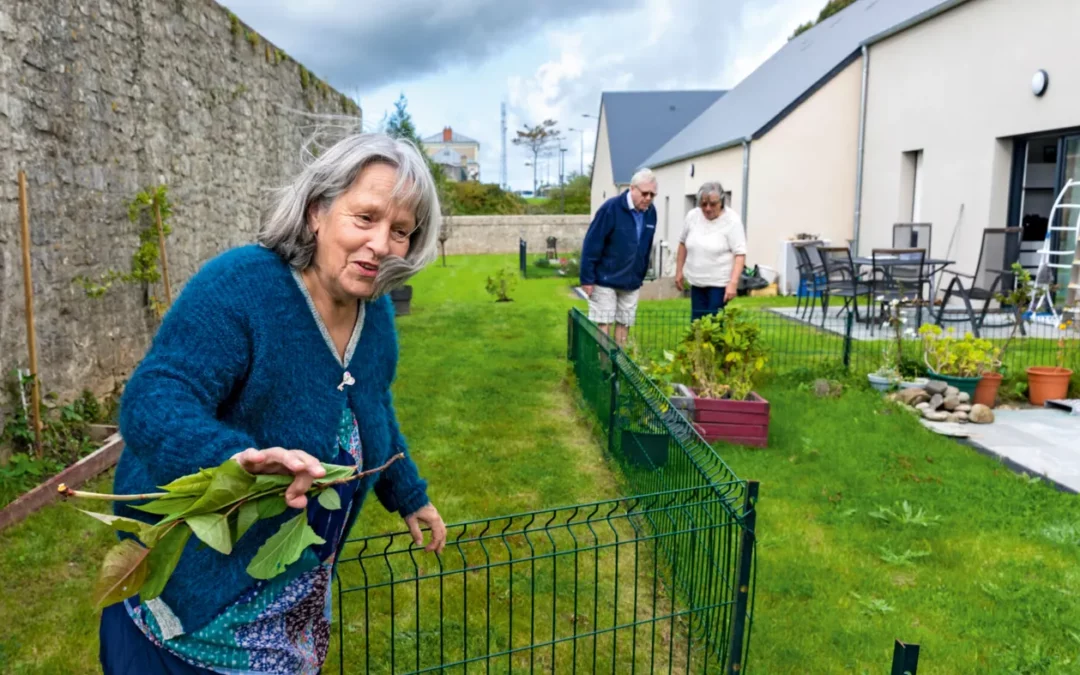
[579,191,657,291]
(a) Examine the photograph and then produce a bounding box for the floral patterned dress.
[119,408,363,675]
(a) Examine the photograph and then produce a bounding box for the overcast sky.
[223,0,823,191]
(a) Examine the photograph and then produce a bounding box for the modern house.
[423,127,481,182]
[595,0,1080,294]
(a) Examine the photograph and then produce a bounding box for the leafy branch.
[59,452,404,607]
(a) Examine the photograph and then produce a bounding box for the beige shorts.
[588,286,640,326]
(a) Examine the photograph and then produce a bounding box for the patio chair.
[818,247,872,327]
[792,242,827,320]
[934,227,1021,338]
[866,248,927,333]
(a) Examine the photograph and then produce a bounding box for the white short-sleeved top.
[679,207,747,288]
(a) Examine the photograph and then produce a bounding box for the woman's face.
[700,192,723,221]
[308,162,415,300]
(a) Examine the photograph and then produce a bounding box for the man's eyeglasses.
[700,200,721,208]
[634,187,657,199]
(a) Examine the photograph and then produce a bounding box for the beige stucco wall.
[425,142,479,162]
[747,58,862,274]
[589,104,619,214]
[858,0,1080,275]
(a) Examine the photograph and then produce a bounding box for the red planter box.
[671,385,770,448]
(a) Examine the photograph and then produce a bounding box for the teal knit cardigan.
[112,244,429,633]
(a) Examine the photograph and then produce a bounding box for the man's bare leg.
[615,323,629,346]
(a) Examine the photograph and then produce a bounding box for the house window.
[900,150,924,221]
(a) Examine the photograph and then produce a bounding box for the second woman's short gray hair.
[697,181,725,205]
[258,132,441,298]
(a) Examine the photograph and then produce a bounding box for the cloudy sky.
[224,0,823,191]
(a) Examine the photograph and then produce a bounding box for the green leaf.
[184,461,256,516]
[157,468,215,495]
[186,513,232,555]
[317,488,341,511]
[235,501,259,542]
[130,495,197,516]
[253,474,294,491]
[255,494,289,520]
[75,508,145,535]
[94,540,151,607]
[246,511,325,580]
[140,524,192,601]
[314,463,357,484]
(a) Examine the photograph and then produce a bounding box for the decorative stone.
[942,395,960,411]
[946,413,964,424]
[925,381,948,396]
[954,411,969,422]
[928,394,944,411]
[916,402,931,411]
[922,410,949,422]
[958,392,971,404]
[969,404,995,424]
[895,388,930,407]
[956,404,972,413]
[945,386,960,399]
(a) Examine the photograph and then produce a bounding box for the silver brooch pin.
[337,371,355,391]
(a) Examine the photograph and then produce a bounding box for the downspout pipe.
[852,44,869,253]
[741,138,751,231]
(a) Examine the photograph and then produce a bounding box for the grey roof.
[643,0,958,169]
[602,90,726,184]
[423,130,479,145]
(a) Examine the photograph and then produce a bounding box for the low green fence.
[623,307,1080,381]
[327,310,758,673]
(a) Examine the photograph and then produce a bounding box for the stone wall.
[442,215,592,255]
[0,0,359,403]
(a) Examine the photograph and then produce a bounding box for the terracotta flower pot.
[972,371,1002,408]
[1026,367,1073,405]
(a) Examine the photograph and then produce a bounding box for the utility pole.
[559,145,568,214]
[568,127,585,176]
[500,102,508,190]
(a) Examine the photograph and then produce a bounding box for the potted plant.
[662,309,770,447]
[918,324,998,397]
[869,299,925,391]
[390,284,413,316]
[974,263,1035,406]
[1026,319,1074,405]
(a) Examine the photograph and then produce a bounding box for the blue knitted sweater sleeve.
[374,388,430,518]
[118,258,258,486]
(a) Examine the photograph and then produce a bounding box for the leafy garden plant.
[60,453,403,607]
[918,324,998,378]
[485,266,518,302]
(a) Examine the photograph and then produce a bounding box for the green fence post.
[607,351,619,456]
[891,639,920,674]
[567,310,574,362]
[727,480,759,674]
[843,311,854,370]
[519,238,527,278]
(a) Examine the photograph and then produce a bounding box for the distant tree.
[385,93,424,149]
[513,120,561,196]
[789,0,857,39]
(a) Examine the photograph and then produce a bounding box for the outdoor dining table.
[850,254,956,324]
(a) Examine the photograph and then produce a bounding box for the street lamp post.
[559,146,568,214]
[567,127,585,176]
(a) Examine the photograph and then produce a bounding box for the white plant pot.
[899,378,929,390]
[867,373,895,392]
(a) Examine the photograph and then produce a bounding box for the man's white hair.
[630,168,657,188]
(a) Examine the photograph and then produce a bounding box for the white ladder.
[1028,179,1080,322]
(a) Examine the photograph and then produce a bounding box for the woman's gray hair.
[697,181,725,205]
[258,132,441,298]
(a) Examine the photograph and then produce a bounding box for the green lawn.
[1,254,1077,673]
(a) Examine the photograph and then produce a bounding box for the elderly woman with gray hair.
[675,181,747,322]
[99,133,447,674]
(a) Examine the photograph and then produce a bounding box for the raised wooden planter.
[670,384,770,448]
[0,431,123,533]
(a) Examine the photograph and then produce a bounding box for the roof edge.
[861,0,973,46]
[645,137,748,171]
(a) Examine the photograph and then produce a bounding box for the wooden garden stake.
[17,171,44,457]
[153,197,172,306]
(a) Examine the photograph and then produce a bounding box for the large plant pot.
[390,285,413,316]
[972,372,1003,408]
[1026,367,1073,405]
[899,378,930,390]
[672,384,769,448]
[926,370,981,397]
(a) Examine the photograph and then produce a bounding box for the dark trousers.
[691,286,727,323]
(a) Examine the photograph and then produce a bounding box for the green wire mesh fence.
[329,309,759,674]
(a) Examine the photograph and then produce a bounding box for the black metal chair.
[934,227,1021,338]
[792,243,827,320]
[867,248,927,332]
[819,247,871,327]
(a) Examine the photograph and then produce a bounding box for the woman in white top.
[675,181,748,322]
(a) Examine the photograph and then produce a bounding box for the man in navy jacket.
[580,168,658,345]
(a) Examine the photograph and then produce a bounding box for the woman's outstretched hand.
[405,503,447,554]
[232,448,327,509]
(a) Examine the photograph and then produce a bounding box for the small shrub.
[878,546,932,566]
[868,500,941,528]
[485,267,517,302]
[849,592,894,616]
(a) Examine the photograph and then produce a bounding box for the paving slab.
[955,408,1080,493]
